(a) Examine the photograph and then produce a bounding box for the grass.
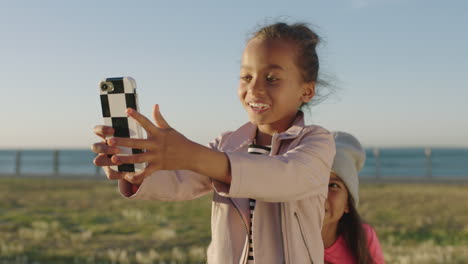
[0,177,467,264]
[359,183,468,263]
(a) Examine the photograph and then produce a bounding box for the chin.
[248,116,270,126]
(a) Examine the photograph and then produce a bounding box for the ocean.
[360,148,468,178]
[0,148,467,178]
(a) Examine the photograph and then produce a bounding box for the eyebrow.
[240,64,285,71]
[330,176,344,183]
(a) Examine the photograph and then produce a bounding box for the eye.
[329,183,340,189]
[240,75,252,82]
[266,75,278,82]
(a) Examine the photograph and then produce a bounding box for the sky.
[1,0,467,149]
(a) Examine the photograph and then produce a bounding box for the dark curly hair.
[249,22,333,107]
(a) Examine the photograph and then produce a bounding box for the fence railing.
[1,148,468,182]
[1,150,101,177]
[10,150,101,175]
[369,147,435,178]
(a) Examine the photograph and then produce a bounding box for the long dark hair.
[336,196,375,264]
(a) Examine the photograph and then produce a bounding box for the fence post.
[53,150,59,175]
[373,148,380,179]
[15,150,21,175]
[425,147,432,179]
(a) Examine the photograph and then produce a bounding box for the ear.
[301,82,315,103]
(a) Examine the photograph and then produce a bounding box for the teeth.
[249,102,270,109]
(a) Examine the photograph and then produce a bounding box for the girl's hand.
[91,125,138,182]
[105,104,196,184]
[92,104,231,185]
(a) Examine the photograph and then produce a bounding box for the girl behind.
[323,131,385,264]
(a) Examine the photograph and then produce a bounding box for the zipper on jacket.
[280,203,291,264]
[294,212,314,264]
[229,198,250,264]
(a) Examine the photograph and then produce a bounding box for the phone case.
[99,77,146,173]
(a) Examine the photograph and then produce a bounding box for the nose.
[248,77,266,97]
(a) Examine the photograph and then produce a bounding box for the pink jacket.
[119,112,336,264]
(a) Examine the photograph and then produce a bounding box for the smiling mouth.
[248,102,271,113]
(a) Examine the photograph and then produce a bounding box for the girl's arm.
[117,169,213,201]
[214,128,336,202]
[93,106,334,203]
[116,130,236,201]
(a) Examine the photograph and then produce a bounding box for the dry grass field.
[0,177,467,264]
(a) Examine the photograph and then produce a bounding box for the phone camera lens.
[101,83,108,91]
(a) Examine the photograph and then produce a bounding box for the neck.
[255,129,272,146]
[322,222,339,248]
[255,111,299,145]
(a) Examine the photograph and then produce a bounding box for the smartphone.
[99,77,146,173]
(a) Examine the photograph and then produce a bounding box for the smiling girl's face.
[238,37,314,134]
[323,172,350,226]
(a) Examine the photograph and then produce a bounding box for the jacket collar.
[227,111,306,151]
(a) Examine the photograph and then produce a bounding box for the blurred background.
[1,0,467,263]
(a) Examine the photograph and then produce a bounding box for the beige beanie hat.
[331,131,366,207]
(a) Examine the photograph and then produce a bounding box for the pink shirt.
[324,224,385,264]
